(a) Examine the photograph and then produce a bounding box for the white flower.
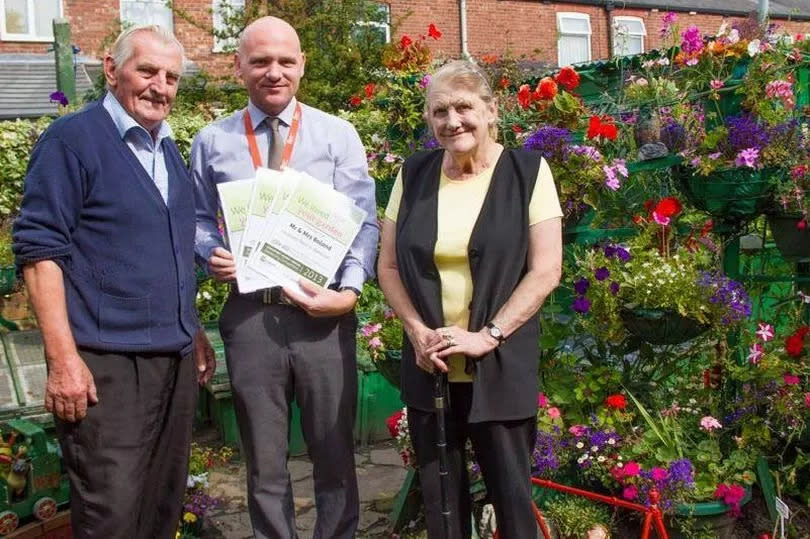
[576,442,585,449]
[186,473,209,489]
[607,438,616,445]
[591,445,599,452]
[748,39,761,57]
[727,29,740,44]
[597,455,606,462]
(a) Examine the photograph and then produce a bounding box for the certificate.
[246,170,366,293]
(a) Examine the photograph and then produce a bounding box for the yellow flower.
[183,512,198,524]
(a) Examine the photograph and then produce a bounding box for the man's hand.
[282,280,357,318]
[193,328,216,385]
[208,247,237,282]
[45,354,98,423]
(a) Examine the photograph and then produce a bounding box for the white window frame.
[212,0,244,53]
[119,0,173,32]
[0,0,63,42]
[355,3,390,44]
[612,15,646,57]
[556,12,592,66]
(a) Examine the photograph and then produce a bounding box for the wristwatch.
[339,286,362,298]
[485,322,506,345]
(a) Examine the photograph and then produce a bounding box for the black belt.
[232,285,294,306]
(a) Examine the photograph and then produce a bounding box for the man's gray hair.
[109,25,185,72]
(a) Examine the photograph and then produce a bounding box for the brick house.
[0,0,809,118]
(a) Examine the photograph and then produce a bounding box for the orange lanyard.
[243,102,302,170]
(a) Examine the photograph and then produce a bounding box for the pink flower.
[735,147,760,169]
[623,461,641,476]
[804,393,810,407]
[660,12,677,38]
[537,393,548,407]
[369,337,382,349]
[569,424,586,437]
[384,308,397,319]
[784,374,800,386]
[547,407,561,419]
[756,323,774,342]
[361,323,382,337]
[700,416,722,431]
[714,483,746,517]
[748,343,764,364]
[651,467,668,481]
[622,485,639,500]
[652,211,671,226]
[710,79,724,90]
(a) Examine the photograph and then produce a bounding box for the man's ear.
[103,55,118,89]
[300,52,306,78]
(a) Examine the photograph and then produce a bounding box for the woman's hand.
[426,325,500,360]
[409,325,448,373]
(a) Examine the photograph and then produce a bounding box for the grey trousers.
[219,294,359,539]
[56,348,197,539]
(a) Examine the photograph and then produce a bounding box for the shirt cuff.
[339,264,366,291]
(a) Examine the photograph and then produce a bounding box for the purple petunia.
[726,114,770,153]
[609,281,620,295]
[574,277,590,295]
[572,296,591,314]
[49,90,68,106]
[595,267,610,281]
[523,126,572,161]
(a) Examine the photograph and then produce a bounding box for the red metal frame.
[493,478,669,539]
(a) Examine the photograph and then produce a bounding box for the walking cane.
[434,370,452,539]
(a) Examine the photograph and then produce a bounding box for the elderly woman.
[378,60,563,538]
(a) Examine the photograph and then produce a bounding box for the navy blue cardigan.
[13,100,198,355]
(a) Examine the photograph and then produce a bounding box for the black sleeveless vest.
[395,148,542,421]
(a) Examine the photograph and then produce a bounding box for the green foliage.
[195,277,229,324]
[0,223,12,266]
[0,118,52,225]
[166,107,215,163]
[170,0,389,113]
[543,496,612,539]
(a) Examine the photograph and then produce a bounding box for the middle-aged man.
[191,16,378,539]
[12,25,215,539]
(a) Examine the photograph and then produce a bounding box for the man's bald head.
[235,16,306,116]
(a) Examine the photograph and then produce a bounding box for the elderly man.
[13,25,214,539]
[191,16,378,539]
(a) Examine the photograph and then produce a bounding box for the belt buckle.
[262,288,272,304]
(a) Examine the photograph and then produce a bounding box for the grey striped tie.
[267,117,283,170]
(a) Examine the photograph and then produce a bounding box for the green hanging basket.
[768,213,810,261]
[620,307,709,345]
[0,266,16,296]
[675,166,778,223]
[376,349,401,389]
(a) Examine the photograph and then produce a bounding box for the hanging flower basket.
[0,266,15,296]
[376,349,402,389]
[620,307,709,345]
[767,213,810,260]
[674,166,778,223]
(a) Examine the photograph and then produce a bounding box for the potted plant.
[357,301,404,389]
[179,443,232,538]
[769,163,810,260]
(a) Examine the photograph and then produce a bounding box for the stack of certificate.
[217,168,367,294]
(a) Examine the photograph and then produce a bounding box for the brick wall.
[1,1,809,75]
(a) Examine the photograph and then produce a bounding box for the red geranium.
[428,23,442,40]
[499,76,509,89]
[605,394,627,410]
[535,77,558,100]
[517,84,532,109]
[400,35,413,49]
[386,410,404,438]
[653,197,683,218]
[364,83,375,99]
[348,95,363,107]
[555,66,580,91]
[587,115,618,140]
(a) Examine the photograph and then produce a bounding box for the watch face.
[489,325,503,339]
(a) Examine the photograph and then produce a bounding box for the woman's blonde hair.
[424,60,499,140]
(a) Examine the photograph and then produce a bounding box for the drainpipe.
[605,0,615,59]
[758,0,769,25]
[459,0,470,59]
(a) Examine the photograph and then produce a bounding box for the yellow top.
[385,154,562,381]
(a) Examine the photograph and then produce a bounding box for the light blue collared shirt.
[190,97,379,290]
[102,92,172,203]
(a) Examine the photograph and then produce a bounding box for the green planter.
[377,349,401,389]
[675,166,778,223]
[620,307,708,345]
[768,213,810,260]
[668,488,752,539]
[0,266,15,296]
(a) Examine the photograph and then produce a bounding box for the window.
[212,0,244,52]
[120,0,173,32]
[613,16,646,57]
[353,3,390,45]
[557,12,591,66]
[0,0,62,42]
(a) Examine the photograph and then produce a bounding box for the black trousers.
[219,294,359,539]
[408,382,537,539]
[56,348,197,539]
